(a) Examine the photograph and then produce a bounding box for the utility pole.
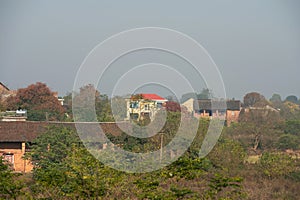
[159,132,164,163]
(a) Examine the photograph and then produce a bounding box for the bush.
[277,134,299,150]
[259,152,296,178]
[0,157,23,199]
[285,120,300,135]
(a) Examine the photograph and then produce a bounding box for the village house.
[182,98,242,126]
[0,121,43,172]
[0,82,16,100]
[0,121,127,172]
[126,94,168,121]
[0,110,27,122]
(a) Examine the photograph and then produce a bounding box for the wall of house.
[127,100,157,120]
[182,98,194,113]
[0,121,133,173]
[0,142,33,172]
[226,110,240,126]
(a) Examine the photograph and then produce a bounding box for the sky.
[0,0,300,100]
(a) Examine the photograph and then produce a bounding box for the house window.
[231,111,235,116]
[145,104,149,110]
[130,113,139,120]
[130,102,139,108]
[3,153,14,165]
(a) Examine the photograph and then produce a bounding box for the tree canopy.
[243,92,267,107]
[6,82,64,121]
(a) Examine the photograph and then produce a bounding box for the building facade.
[0,121,128,172]
[181,98,242,126]
[126,94,168,121]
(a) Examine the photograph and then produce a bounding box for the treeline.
[1,82,300,122]
[1,110,300,199]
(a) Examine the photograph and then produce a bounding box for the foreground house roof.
[0,121,127,142]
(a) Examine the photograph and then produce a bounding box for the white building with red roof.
[126,93,168,121]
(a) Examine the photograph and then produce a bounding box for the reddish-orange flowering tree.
[6,82,64,121]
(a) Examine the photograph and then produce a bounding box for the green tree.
[284,120,300,135]
[285,95,298,104]
[207,139,246,175]
[0,157,23,200]
[277,134,299,150]
[27,126,81,197]
[270,93,282,108]
[270,93,282,103]
[259,152,296,178]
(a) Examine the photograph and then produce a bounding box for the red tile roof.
[141,94,167,101]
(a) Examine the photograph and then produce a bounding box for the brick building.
[0,121,127,172]
[182,99,242,126]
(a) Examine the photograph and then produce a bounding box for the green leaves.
[259,152,296,178]
[0,157,24,199]
[206,174,245,199]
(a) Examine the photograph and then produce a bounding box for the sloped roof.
[227,100,242,110]
[0,82,10,91]
[0,121,128,142]
[194,99,241,111]
[141,94,167,101]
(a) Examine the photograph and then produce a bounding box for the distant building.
[182,98,242,126]
[0,82,16,99]
[58,97,64,106]
[0,110,27,122]
[126,94,168,121]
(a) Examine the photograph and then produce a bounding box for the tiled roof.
[194,99,241,111]
[0,121,128,142]
[141,94,167,101]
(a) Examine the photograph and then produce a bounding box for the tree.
[280,101,300,120]
[0,157,23,199]
[6,82,64,121]
[284,120,300,135]
[243,92,267,107]
[165,101,181,112]
[259,152,296,178]
[111,96,127,121]
[277,134,299,150]
[238,107,281,151]
[207,139,246,175]
[197,88,213,99]
[270,93,282,108]
[73,84,115,122]
[27,126,83,198]
[285,95,298,104]
[270,93,282,102]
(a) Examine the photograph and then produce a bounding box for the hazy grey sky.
[1,0,299,100]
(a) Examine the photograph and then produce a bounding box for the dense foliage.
[6,82,64,121]
[1,89,300,199]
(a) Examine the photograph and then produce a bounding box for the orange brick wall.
[0,142,33,172]
[226,110,240,126]
[0,122,132,173]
